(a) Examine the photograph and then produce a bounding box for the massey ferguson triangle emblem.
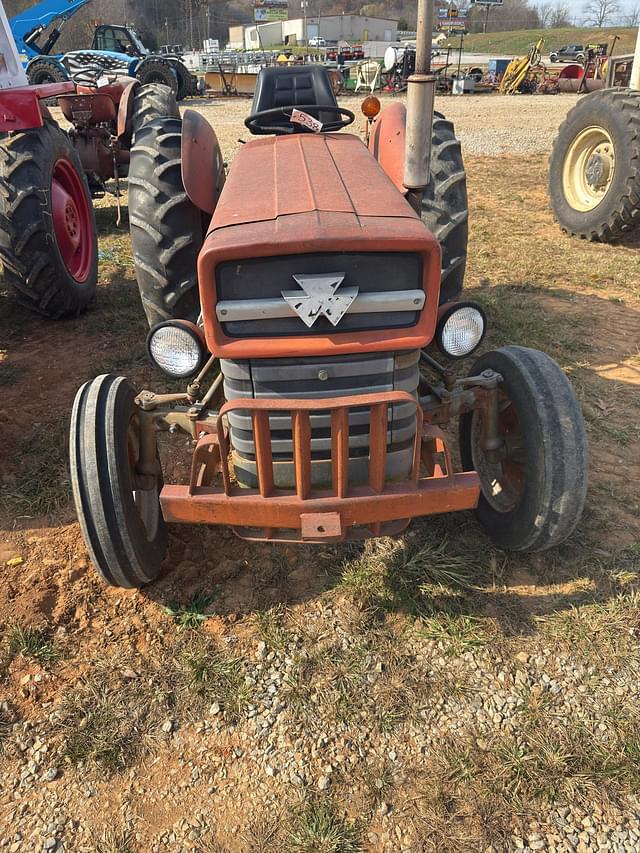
[282,273,358,328]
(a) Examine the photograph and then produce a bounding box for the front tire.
[459,346,587,552]
[549,88,640,241]
[0,122,97,318]
[128,116,203,326]
[70,374,167,588]
[421,112,469,304]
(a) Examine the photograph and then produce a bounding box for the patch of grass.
[0,363,25,387]
[337,525,489,618]
[1,420,70,517]
[57,674,167,772]
[7,624,60,663]
[165,590,217,630]
[93,827,135,853]
[536,590,640,665]
[0,702,14,750]
[173,635,251,722]
[252,604,291,650]
[419,614,491,657]
[241,810,286,852]
[284,641,370,726]
[285,796,363,853]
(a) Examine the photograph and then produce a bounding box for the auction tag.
[291,108,323,133]
[97,76,111,88]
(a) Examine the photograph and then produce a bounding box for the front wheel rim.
[562,125,616,212]
[127,416,161,542]
[51,159,93,282]
[470,394,527,514]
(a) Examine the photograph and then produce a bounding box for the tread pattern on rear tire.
[460,346,588,553]
[70,374,167,588]
[128,116,202,326]
[26,59,68,85]
[136,58,178,97]
[130,83,180,141]
[549,88,640,242]
[421,112,469,304]
[0,121,97,317]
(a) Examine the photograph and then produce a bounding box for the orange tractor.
[70,0,588,588]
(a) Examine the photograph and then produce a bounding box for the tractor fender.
[180,109,226,215]
[116,78,141,141]
[369,101,407,196]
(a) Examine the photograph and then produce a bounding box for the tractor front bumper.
[159,391,480,543]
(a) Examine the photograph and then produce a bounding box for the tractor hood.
[209,132,418,228]
[198,132,442,360]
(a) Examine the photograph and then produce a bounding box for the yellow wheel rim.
[562,125,616,212]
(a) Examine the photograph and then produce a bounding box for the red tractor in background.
[70,0,588,588]
[0,0,97,317]
[0,0,179,317]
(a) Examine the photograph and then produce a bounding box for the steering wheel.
[71,66,120,88]
[245,104,355,136]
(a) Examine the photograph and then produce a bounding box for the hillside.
[463,26,637,56]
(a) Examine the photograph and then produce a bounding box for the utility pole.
[301,0,308,45]
[206,4,211,40]
[165,17,169,45]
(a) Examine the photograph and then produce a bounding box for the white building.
[240,14,398,50]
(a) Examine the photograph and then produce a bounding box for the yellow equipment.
[499,38,544,95]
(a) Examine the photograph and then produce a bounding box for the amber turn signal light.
[361,96,381,120]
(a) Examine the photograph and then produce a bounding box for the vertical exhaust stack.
[403,0,436,210]
[630,24,640,91]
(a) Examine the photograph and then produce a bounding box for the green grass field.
[462,26,637,56]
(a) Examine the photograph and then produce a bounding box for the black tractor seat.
[247,65,339,134]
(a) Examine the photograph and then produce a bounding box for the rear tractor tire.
[0,121,97,318]
[70,374,167,588]
[421,111,469,304]
[171,59,198,101]
[130,83,180,141]
[136,58,178,98]
[128,116,203,326]
[459,346,588,553]
[549,88,640,242]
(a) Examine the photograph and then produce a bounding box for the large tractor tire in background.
[129,83,180,141]
[135,58,178,98]
[26,59,69,85]
[128,116,203,326]
[549,88,640,242]
[420,111,469,304]
[170,59,198,100]
[0,122,98,318]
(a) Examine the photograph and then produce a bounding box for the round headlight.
[436,303,486,359]
[146,321,205,378]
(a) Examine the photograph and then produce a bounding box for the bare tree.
[626,5,640,27]
[582,0,620,27]
[550,5,573,27]
[536,2,554,27]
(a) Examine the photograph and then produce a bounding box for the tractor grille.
[215,252,424,338]
[220,351,420,489]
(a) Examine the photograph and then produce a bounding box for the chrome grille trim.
[216,289,425,323]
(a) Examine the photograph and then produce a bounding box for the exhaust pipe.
[403,0,437,209]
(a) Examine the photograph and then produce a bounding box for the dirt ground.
[1,93,640,853]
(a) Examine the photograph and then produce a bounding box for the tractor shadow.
[1,273,638,643]
[140,286,639,637]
